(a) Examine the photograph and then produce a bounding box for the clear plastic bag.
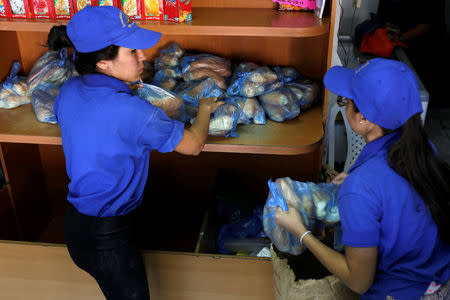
[27,48,77,94]
[134,83,186,122]
[285,79,321,110]
[181,54,231,78]
[207,100,241,137]
[174,78,225,120]
[233,96,266,125]
[30,82,59,124]
[227,65,282,97]
[154,43,185,71]
[0,62,30,109]
[263,178,341,255]
[273,66,302,84]
[151,69,178,91]
[258,87,300,122]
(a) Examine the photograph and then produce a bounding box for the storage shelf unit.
[0,1,337,298]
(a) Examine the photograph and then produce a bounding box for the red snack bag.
[6,0,32,18]
[30,0,54,18]
[142,0,162,20]
[163,0,191,23]
[72,0,94,13]
[53,0,74,19]
[118,0,142,20]
[0,0,13,17]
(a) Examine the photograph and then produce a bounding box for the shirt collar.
[348,131,401,173]
[81,73,132,94]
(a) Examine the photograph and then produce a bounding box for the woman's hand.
[332,172,348,185]
[198,97,224,114]
[275,204,308,238]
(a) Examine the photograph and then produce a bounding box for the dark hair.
[387,114,450,244]
[47,25,119,75]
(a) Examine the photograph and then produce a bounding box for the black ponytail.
[47,25,119,75]
[387,114,450,244]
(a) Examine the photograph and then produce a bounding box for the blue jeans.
[64,203,150,300]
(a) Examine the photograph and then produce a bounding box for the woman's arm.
[276,206,377,294]
[174,97,223,155]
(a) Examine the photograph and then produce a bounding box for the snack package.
[163,0,191,23]
[142,0,162,20]
[53,0,74,18]
[6,0,32,18]
[72,0,119,13]
[30,0,54,18]
[0,0,13,17]
[118,0,141,19]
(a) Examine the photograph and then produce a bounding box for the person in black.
[377,0,448,107]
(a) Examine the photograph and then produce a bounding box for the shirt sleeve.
[338,189,382,247]
[138,107,184,153]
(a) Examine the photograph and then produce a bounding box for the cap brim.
[114,27,162,50]
[323,66,355,99]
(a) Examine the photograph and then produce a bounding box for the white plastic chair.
[327,103,366,172]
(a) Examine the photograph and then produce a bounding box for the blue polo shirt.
[338,131,450,300]
[54,73,184,217]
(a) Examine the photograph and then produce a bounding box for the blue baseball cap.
[324,58,423,130]
[67,5,161,53]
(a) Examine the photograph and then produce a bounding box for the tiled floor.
[424,106,450,164]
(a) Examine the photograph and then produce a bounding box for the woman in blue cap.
[49,5,222,300]
[275,58,450,299]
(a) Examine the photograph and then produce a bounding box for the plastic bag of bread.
[258,88,300,122]
[134,83,186,122]
[30,82,59,124]
[174,78,225,120]
[233,96,266,125]
[0,62,30,109]
[182,54,231,78]
[273,66,302,84]
[151,70,178,91]
[154,43,185,71]
[141,61,155,84]
[227,66,282,97]
[263,178,341,255]
[183,68,227,90]
[285,79,321,110]
[206,100,241,137]
[27,48,77,94]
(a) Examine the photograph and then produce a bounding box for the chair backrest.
[327,103,366,172]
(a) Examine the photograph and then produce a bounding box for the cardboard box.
[270,244,359,300]
[5,0,32,18]
[163,0,191,22]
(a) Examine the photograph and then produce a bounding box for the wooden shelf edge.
[203,138,323,155]
[0,134,322,155]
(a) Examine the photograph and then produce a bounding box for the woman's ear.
[96,60,110,72]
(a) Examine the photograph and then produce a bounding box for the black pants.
[64,203,150,300]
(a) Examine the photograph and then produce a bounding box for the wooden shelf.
[0,103,323,155]
[0,8,329,37]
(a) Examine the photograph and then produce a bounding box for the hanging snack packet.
[53,0,74,18]
[6,0,32,17]
[0,0,13,17]
[142,0,162,20]
[163,0,191,22]
[119,0,141,19]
